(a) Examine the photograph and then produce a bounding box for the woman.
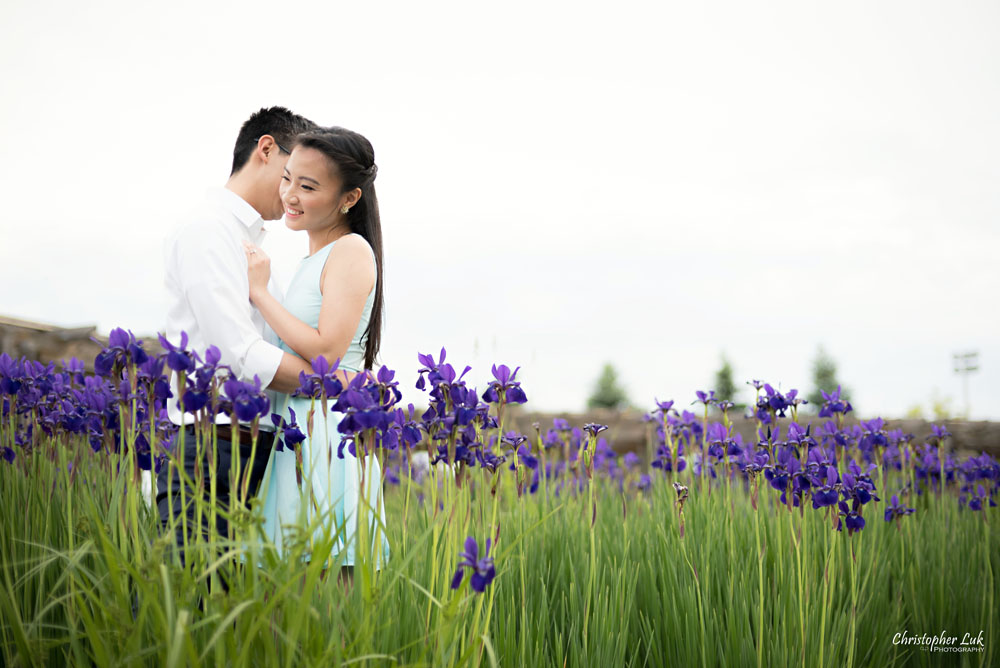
[243,126,389,570]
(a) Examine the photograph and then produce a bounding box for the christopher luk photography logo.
[893,629,986,653]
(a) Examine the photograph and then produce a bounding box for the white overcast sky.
[1,0,998,419]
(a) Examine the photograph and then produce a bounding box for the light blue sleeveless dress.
[259,235,389,568]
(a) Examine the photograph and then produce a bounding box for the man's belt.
[211,423,270,444]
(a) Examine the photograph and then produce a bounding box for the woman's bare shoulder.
[321,233,375,294]
[330,232,373,259]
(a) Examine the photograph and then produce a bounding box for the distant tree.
[906,391,954,420]
[587,362,629,410]
[806,346,850,411]
[713,354,737,403]
[929,389,954,420]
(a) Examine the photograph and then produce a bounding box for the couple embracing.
[156,106,388,571]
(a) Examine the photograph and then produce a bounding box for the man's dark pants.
[155,426,274,562]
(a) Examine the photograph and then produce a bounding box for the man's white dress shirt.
[163,187,285,427]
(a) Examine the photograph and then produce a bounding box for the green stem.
[846,534,859,668]
[754,498,764,668]
[582,475,596,650]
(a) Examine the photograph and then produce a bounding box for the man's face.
[261,142,292,221]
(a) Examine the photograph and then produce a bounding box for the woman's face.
[279,146,347,233]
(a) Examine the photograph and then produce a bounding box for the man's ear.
[255,135,279,163]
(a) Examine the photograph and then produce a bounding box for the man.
[157,106,318,557]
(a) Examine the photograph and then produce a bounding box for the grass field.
[1,430,996,666]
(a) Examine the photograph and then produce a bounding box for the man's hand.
[243,241,272,302]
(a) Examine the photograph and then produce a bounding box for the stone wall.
[0,315,162,371]
[504,407,1000,459]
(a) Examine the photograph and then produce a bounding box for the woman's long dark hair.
[295,127,383,370]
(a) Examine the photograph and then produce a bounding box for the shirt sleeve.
[174,225,283,387]
[263,274,284,348]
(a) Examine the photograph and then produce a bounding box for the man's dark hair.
[230,106,316,175]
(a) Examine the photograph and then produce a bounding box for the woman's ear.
[343,187,363,209]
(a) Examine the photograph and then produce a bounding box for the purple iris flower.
[222,375,270,423]
[415,348,447,390]
[174,345,227,416]
[138,355,172,404]
[63,357,85,383]
[765,445,801,492]
[182,387,210,414]
[453,385,480,427]
[158,332,198,373]
[433,442,477,467]
[501,432,528,451]
[477,448,506,473]
[705,422,727,459]
[450,536,496,593]
[736,445,768,476]
[811,465,840,508]
[757,384,790,418]
[785,389,807,409]
[294,355,343,399]
[819,421,853,448]
[333,370,404,457]
[693,390,715,406]
[841,460,879,505]
[542,428,562,450]
[0,353,23,395]
[959,453,1000,485]
[482,364,528,405]
[385,466,401,485]
[859,418,887,446]
[837,498,865,534]
[95,328,148,377]
[651,446,687,473]
[508,445,538,471]
[416,349,472,403]
[375,365,403,406]
[270,407,306,453]
[929,424,951,444]
[786,422,816,449]
[93,347,116,378]
[583,423,608,438]
[392,407,422,450]
[818,385,852,418]
[966,485,995,512]
[336,380,383,429]
[726,433,744,457]
[705,422,742,460]
[655,399,675,412]
[884,494,915,522]
[203,345,222,367]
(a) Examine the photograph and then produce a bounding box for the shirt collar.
[212,187,267,244]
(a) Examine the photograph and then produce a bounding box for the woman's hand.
[243,240,272,302]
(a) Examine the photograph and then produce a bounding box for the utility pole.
[952,351,979,419]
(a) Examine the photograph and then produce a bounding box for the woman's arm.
[244,236,375,374]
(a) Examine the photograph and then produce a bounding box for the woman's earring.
[341,206,350,214]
